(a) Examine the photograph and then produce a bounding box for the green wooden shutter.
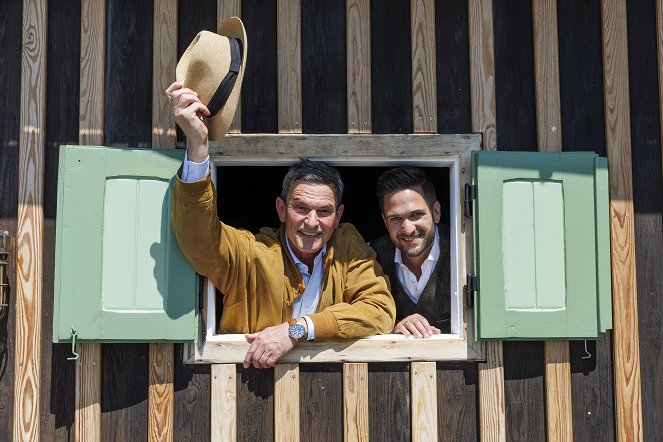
[472,151,612,340]
[53,145,198,342]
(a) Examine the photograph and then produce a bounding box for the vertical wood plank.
[477,342,506,442]
[75,344,101,442]
[411,362,438,441]
[218,0,241,133]
[148,344,174,442]
[149,2,177,441]
[469,1,504,440]
[13,0,46,440]
[152,0,177,149]
[658,0,663,179]
[343,363,368,442]
[544,342,573,441]
[211,364,236,442]
[532,1,573,440]
[411,0,437,133]
[274,364,299,442]
[76,1,106,440]
[532,0,562,152]
[347,0,371,134]
[468,0,497,151]
[79,0,106,146]
[600,0,643,440]
[277,0,301,133]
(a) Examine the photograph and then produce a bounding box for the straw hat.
[176,17,247,140]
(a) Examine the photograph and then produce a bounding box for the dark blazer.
[370,225,451,333]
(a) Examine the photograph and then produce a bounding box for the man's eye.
[389,217,403,224]
[409,213,424,221]
[294,206,309,214]
[317,210,332,218]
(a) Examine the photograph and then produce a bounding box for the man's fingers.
[164,81,183,97]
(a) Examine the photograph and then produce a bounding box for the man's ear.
[433,201,441,224]
[334,204,345,228]
[276,197,287,223]
[381,212,388,228]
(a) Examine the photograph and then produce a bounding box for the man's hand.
[393,313,440,338]
[164,82,210,162]
[243,322,297,369]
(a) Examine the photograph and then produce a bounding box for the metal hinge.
[464,184,477,217]
[466,274,478,309]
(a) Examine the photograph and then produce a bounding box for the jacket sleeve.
[310,226,396,340]
[171,172,254,305]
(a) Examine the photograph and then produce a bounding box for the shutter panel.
[54,145,198,342]
[472,151,611,339]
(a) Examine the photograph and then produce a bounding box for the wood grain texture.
[277,0,301,133]
[299,364,342,442]
[436,364,479,442]
[211,364,236,442]
[75,344,101,442]
[218,0,241,133]
[79,0,105,145]
[13,0,46,439]
[532,0,562,152]
[411,362,437,441]
[371,0,412,134]
[152,0,177,148]
[468,0,496,150]
[343,363,368,441]
[469,0,504,440]
[435,0,472,134]
[478,341,505,442]
[237,367,274,441]
[532,1,573,439]
[240,0,278,134]
[274,364,299,442]
[173,344,211,442]
[544,341,573,442]
[42,2,80,440]
[411,0,437,133]
[346,0,371,134]
[149,2,177,440]
[77,2,106,440]
[600,0,643,440]
[658,0,663,186]
[148,343,173,442]
[301,0,346,134]
[625,2,663,440]
[368,363,410,442]
[102,344,149,442]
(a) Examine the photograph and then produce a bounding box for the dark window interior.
[213,164,450,331]
[215,165,450,240]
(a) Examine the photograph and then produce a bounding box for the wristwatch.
[288,318,306,341]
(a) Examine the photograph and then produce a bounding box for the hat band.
[207,37,243,118]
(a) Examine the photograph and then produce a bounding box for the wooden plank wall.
[3,0,663,440]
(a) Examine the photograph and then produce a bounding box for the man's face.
[381,187,440,262]
[276,183,344,266]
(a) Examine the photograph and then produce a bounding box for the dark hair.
[376,167,437,212]
[281,159,345,206]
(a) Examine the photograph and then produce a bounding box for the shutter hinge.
[464,184,477,217]
[466,274,478,309]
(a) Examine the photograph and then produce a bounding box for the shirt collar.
[285,233,327,274]
[394,226,440,265]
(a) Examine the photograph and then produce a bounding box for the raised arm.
[165,81,210,162]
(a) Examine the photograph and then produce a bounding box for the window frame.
[184,133,484,363]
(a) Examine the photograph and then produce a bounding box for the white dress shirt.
[394,227,440,303]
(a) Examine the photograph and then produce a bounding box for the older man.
[166,82,395,368]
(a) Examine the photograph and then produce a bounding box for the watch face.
[289,323,306,340]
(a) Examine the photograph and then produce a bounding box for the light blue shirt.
[181,153,318,340]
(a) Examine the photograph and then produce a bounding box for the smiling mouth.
[299,230,322,237]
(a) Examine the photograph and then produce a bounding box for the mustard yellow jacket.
[172,174,396,340]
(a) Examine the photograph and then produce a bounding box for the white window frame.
[184,134,484,363]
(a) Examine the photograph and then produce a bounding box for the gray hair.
[281,159,345,206]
